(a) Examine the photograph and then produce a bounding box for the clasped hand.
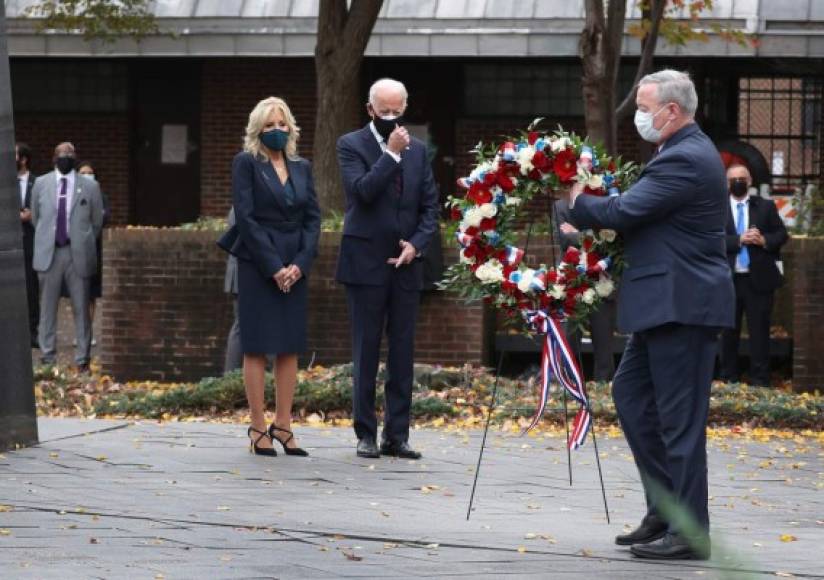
[740,227,766,248]
[273,264,302,293]
[387,239,417,268]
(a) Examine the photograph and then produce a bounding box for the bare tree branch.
[615,0,667,120]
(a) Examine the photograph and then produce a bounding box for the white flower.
[469,161,494,182]
[475,259,504,284]
[505,196,522,206]
[581,288,597,304]
[595,275,614,298]
[587,174,603,189]
[516,146,536,175]
[479,203,498,218]
[517,269,535,293]
[549,284,566,300]
[461,208,483,229]
[599,229,617,243]
[550,136,571,153]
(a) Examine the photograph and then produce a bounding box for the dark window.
[737,77,822,189]
[464,62,636,118]
[10,60,128,113]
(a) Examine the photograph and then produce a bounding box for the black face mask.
[56,156,76,175]
[372,115,403,141]
[729,178,749,198]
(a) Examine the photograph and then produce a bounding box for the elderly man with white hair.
[335,78,439,460]
[567,69,734,560]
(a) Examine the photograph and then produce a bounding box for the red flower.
[528,131,539,145]
[586,251,600,268]
[496,173,515,192]
[479,217,497,232]
[582,237,593,252]
[450,206,462,221]
[553,148,578,183]
[562,246,580,265]
[527,168,542,180]
[564,295,577,313]
[482,172,497,187]
[532,150,550,172]
[584,185,606,197]
[467,182,493,205]
[547,270,558,284]
[464,226,479,237]
[539,293,551,309]
[607,160,616,172]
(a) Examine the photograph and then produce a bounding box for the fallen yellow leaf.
[779,534,798,543]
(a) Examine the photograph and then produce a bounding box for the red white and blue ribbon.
[523,310,592,450]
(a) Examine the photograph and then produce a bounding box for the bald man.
[719,164,788,387]
[31,142,104,372]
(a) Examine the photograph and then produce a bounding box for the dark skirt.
[237,258,307,355]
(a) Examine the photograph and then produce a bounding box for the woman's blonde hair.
[243,96,300,160]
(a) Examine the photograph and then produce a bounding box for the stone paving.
[0,418,821,579]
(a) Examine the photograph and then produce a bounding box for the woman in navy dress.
[232,96,320,456]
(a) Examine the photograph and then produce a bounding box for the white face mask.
[80,173,96,182]
[634,105,670,143]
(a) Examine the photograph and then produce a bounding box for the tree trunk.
[313,0,383,215]
[580,0,625,153]
[0,1,39,450]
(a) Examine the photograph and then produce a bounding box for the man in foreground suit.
[31,142,104,373]
[336,78,440,459]
[719,164,788,387]
[16,142,39,347]
[568,70,734,560]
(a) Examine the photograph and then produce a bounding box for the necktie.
[56,177,69,247]
[736,202,749,270]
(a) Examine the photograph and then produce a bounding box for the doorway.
[131,61,201,226]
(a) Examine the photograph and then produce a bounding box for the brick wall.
[14,114,131,225]
[100,229,235,381]
[790,236,824,393]
[101,229,485,382]
[200,58,317,219]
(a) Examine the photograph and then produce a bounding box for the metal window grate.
[738,77,822,191]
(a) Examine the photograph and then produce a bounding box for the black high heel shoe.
[268,424,308,457]
[247,426,277,456]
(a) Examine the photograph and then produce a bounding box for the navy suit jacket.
[571,123,734,333]
[725,195,788,294]
[229,151,321,279]
[335,124,440,291]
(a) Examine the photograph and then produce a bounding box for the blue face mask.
[260,128,289,151]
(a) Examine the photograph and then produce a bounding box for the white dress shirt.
[369,121,402,163]
[54,168,77,222]
[730,195,750,273]
[18,171,29,207]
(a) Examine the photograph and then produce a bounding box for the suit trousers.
[564,298,616,381]
[38,246,92,365]
[719,274,773,387]
[346,272,420,445]
[612,323,719,534]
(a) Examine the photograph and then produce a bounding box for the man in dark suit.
[568,70,734,560]
[336,78,440,460]
[553,199,616,381]
[719,164,788,387]
[16,142,39,348]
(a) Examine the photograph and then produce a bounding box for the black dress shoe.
[357,437,380,458]
[630,532,711,561]
[380,441,422,460]
[615,514,668,546]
